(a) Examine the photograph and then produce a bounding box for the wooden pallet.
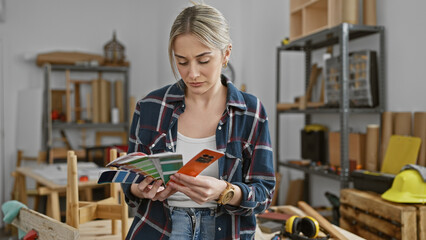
[340,188,425,240]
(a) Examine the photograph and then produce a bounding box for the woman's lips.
[188,82,203,87]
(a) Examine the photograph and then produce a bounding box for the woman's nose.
[188,63,200,80]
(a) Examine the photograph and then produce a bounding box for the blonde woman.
[122,3,275,240]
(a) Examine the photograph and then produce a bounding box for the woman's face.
[173,33,227,96]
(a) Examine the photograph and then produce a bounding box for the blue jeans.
[169,207,216,240]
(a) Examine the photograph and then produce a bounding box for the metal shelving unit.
[275,23,385,203]
[41,64,130,151]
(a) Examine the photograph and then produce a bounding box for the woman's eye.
[199,60,209,64]
[178,62,188,66]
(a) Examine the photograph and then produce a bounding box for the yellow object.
[380,135,421,174]
[381,169,426,203]
[282,38,289,45]
[304,124,327,132]
[285,215,319,238]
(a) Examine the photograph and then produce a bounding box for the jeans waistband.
[169,206,217,217]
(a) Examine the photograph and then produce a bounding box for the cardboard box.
[329,132,366,167]
[340,189,425,240]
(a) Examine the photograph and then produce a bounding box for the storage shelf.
[42,64,131,151]
[52,122,128,130]
[277,107,384,114]
[282,24,384,51]
[278,161,341,181]
[275,22,385,203]
[49,64,129,73]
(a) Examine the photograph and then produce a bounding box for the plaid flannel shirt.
[122,78,275,240]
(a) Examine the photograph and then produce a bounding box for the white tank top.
[167,132,218,208]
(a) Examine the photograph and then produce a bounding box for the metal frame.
[42,64,130,151]
[275,23,385,203]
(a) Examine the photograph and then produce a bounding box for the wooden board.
[419,205,426,240]
[100,79,111,123]
[394,112,412,136]
[78,218,133,240]
[36,51,104,66]
[329,132,366,167]
[12,208,79,240]
[92,79,100,123]
[340,189,418,240]
[414,112,426,166]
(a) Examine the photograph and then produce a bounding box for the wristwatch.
[217,181,235,205]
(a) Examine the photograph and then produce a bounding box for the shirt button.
[218,126,222,130]
[218,227,221,231]
[168,146,172,149]
[151,144,155,148]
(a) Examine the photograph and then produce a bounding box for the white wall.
[1,0,426,225]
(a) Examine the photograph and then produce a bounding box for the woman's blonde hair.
[168,3,232,79]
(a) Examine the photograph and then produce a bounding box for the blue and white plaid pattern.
[122,78,275,240]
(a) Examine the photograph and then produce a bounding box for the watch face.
[222,191,235,204]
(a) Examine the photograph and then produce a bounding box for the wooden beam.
[12,208,78,240]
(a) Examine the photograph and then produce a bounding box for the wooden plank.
[277,102,325,111]
[36,51,104,66]
[340,204,401,238]
[413,112,426,166]
[49,191,61,221]
[340,189,418,240]
[106,80,111,122]
[306,64,322,102]
[340,189,416,223]
[66,154,79,228]
[12,208,79,240]
[100,79,111,123]
[70,79,92,84]
[363,0,377,25]
[74,82,81,121]
[86,92,92,121]
[96,204,124,220]
[51,90,66,113]
[92,78,100,123]
[419,205,426,240]
[79,202,98,224]
[121,190,129,239]
[394,112,412,136]
[78,218,133,240]
[342,0,359,24]
[66,70,72,122]
[401,210,417,240]
[129,96,136,125]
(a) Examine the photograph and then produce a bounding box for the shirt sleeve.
[223,100,276,216]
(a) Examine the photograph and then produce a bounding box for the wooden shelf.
[289,0,360,41]
[278,161,341,181]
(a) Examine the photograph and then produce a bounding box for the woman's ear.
[224,44,232,63]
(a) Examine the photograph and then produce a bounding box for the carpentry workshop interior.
[0,1,425,240]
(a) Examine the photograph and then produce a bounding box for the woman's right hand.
[130,177,176,201]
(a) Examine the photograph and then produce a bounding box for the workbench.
[14,162,107,221]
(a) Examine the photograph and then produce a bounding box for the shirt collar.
[165,76,247,111]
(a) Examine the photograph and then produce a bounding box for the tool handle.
[297,201,349,240]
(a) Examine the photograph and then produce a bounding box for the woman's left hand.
[168,173,227,205]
